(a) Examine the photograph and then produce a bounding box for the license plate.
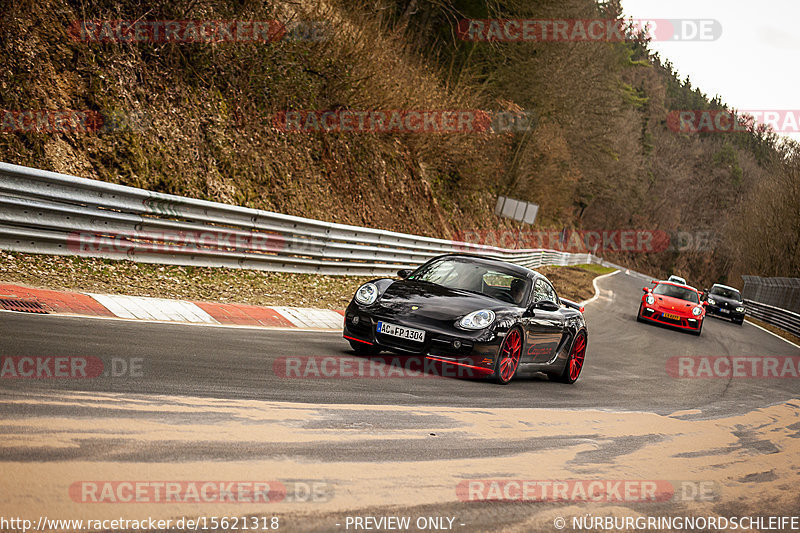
[377,321,425,342]
[720,309,730,314]
[662,312,680,320]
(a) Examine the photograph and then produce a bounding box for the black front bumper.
[342,304,502,374]
[706,304,744,321]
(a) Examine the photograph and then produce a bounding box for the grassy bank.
[0,251,611,309]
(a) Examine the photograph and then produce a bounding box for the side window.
[534,279,558,304]
[543,281,558,303]
[532,280,549,303]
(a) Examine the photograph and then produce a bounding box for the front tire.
[493,328,522,385]
[636,303,645,323]
[554,331,587,384]
[692,319,703,336]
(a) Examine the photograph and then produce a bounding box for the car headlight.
[707,298,716,305]
[736,306,745,313]
[354,283,379,305]
[645,295,655,305]
[692,306,703,316]
[459,309,496,330]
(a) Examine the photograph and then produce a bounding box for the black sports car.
[342,254,588,384]
[703,284,746,324]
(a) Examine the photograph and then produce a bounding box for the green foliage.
[713,144,743,187]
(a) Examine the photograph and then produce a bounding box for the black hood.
[372,280,511,323]
[709,293,742,306]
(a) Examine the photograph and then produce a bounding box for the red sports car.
[637,280,707,336]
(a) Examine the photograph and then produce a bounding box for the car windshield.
[653,283,699,303]
[710,286,742,301]
[409,258,530,305]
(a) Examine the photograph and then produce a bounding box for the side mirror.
[397,269,412,279]
[702,301,708,307]
[642,287,649,293]
[531,300,560,312]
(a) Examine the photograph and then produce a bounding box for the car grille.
[709,301,741,315]
[376,333,427,354]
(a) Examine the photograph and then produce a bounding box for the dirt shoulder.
[745,315,800,346]
[0,251,613,309]
[536,264,615,303]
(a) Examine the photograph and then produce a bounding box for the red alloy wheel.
[497,328,522,383]
[569,333,587,381]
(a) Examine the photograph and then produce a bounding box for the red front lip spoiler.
[343,335,373,345]
[425,355,494,375]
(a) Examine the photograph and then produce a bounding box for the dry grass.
[0,251,608,309]
[0,251,370,309]
[537,265,608,303]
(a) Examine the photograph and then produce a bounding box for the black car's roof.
[428,253,540,279]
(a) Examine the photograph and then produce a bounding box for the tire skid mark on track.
[0,390,798,525]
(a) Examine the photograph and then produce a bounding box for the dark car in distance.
[703,284,746,325]
[342,254,588,384]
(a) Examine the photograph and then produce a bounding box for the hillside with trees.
[1,0,797,286]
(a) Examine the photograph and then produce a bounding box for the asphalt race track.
[1,271,799,531]
[1,272,797,415]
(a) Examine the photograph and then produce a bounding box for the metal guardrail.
[742,275,800,314]
[4,163,799,338]
[741,276,800,337]
[0,162,600,276]
[744,299,800,339]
